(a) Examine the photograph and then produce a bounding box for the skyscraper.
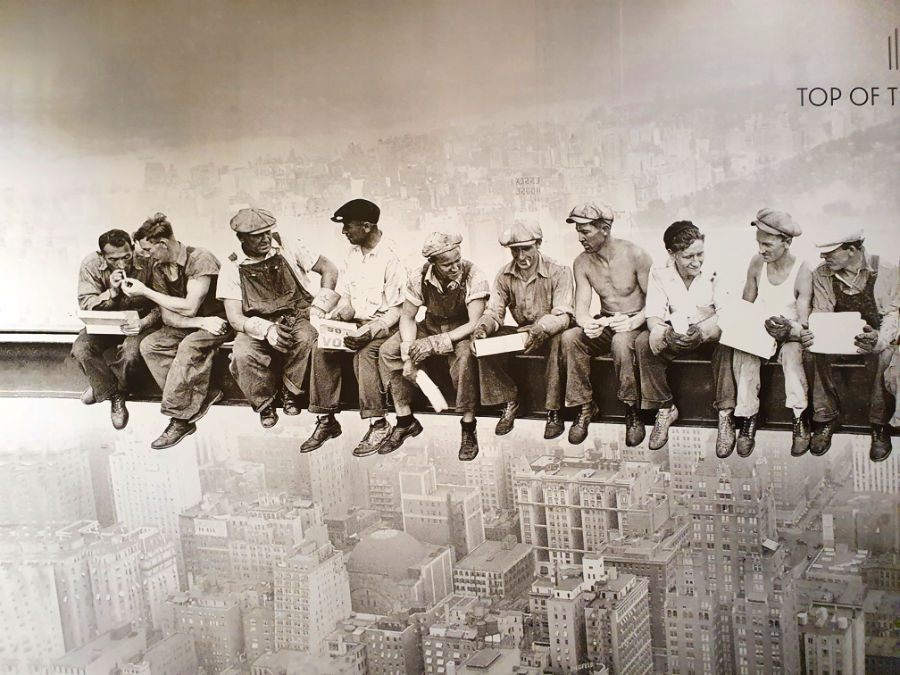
[400,465,485,560]
[273,530,351,654]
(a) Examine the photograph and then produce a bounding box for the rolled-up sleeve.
[537,265,574,335]
[216,261,243,301]
[404,267,425,307]
[465,265,491,304]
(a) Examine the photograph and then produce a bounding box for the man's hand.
[197,316,229,336]
[665,325,700,354]
[309,306,326,321]
[121,278,148,298]
[522,324,549,354]
[764,315,792,341]
[799,328,815,350]
[265,323,294,353]
[343,328,372,351]
[583,319,606,340]
[331,305,356,322]
[402,359,418,382]
[409,333,453,364]
[120,317,142,336]
[607,313,640,333]
[471,324,489,341]
[109,269,126,294]
[854,325,879,354]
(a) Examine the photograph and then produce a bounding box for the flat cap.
[499,221,543,247]
[230,208,277,234]
[815,229,865,254]
[751,208,801,237]
[422,231,463,258]
[331,199,380,224]
[566,202,614,225]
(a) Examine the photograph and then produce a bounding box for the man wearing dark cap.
[217,207,339,430]
[378,231,490,460]
[561,202,652,446]
[301,199,406,456]
[730,209,813,457]
[124,213,234,449]
[472,221,573,437]
[806,230,898,461]
[72,228,159,430]
[635,221,738,457]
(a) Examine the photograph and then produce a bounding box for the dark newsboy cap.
[331,199,380,224]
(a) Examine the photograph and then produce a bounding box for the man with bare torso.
[560,203,652,446]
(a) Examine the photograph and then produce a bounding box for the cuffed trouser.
[635,333,736,411]
[810,347,893,425]
[71,329,149,401]
[560,326,640,408]
[309,335,390,419]
[140,326,232,420]
[379,326,478,413]
[885,350,900,426]
[229,319,317,412]
[478,326,564,410]
[732,342,808,418]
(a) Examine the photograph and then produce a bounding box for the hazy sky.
[2,0,895,150]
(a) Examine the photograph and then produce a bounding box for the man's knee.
[120,336,145,365]
[71,333,97,361]
[139,332,165,359]
[379,337,402,370]
[561,327,585,351]
[610,331,636,360]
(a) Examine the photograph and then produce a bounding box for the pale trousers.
[732,341,807,418]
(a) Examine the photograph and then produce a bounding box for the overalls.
[229,253,318,411]
[811,257,892,425]
[379,262,479,413]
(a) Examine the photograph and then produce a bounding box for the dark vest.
[238,253,312,319]
[832,255,881,329]
[420,260,473,334]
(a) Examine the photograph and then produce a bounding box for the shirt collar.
[501,254,550,281]
[352,236,387,259]
[820,247,875,278]
[234,240,282,266]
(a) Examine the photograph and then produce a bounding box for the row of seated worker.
[72,199,900,463]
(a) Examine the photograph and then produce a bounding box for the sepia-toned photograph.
[1,1,898,673]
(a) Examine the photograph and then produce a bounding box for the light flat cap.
[752,208,801,237]
[566,202,614,225]
[815,229,865,254]
[230,208,277,234]
[331,198,380,224]
[499,221,543,247]
[422,231,463,258]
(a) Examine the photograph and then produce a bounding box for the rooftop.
[455,540,533,572]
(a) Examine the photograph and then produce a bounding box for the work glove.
[343,328,372,351]
[409,333,453,364]
[764,315,792,341]
[522,324,549,355]
[854,325,879,354]
[266,323,295,353]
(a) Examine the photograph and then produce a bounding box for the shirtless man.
[560,202,652,446]
[731,209,813,457]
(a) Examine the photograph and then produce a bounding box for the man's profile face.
[431,248,462,285]
[341,220,370,246]
[670,239,705,280]
[575,221,609,254]
[101,243,133,271]
[821,246,853,272]
[239,230,275,258]
[509,242,540,273]
[755,230,790,263]
[133,238,152,260]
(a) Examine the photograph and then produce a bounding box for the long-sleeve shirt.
[77,251,154,314]
[477,254,573,335]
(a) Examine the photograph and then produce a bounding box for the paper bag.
[717,300,777,359]
[473,332,528,357]
[77,310,140,335]
[808,312,867,355]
